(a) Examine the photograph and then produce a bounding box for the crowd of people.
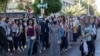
[0,15,99,56]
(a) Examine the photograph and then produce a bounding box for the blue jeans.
[69,30,73,41]
[26,36,35,56]
[37,36,42,52]
[40,35,45,48]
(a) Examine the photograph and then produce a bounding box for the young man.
[0,17,8,56]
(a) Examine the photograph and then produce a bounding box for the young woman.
[0,17,8,55]
[90,16,97,56]
[72,18,79,42]
[66,17,71,49]
[81,16,93,56]
[49,19,61,56]
[7,21,14,55]
[69,17,73,42]
[25,19,36,56]
[12,19,19,52]
[33,19,41,53]
[90,17,97,40]
[44,20,49,48]
[18,19,26,50]
[60,16,68,52]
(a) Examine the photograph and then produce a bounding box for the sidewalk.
[0,28,100,56]
[95,28,100,56]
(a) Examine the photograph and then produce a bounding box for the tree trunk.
[4,0,7,17]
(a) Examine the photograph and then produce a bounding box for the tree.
[17,2,24,10]
[95,11,100,16]
[81,0,95,15]
[63,3,87,16]
[64,3,87,16]
[32,0,62,15]
[62,0,96,16]
[0,3,4,12]
[0,0,8,14]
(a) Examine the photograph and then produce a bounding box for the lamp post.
[40,0,44,17]
[37,0,47,17]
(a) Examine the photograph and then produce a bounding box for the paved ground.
[1,28,100,56]
[95,28,100,56]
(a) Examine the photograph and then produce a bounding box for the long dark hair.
[5,17,9,23]
[14,19,19,25]
[45,19,49,25]
[19,19,24,25]
[61,16,66,24]
[27,18,34,26]
[90,16,97,27]
[83,16,90,27]
[18,19,24,27]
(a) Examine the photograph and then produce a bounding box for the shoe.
[68,46,71,49]
[43,47,46,50]
[39,50,42,53]
[62,49,65,52]
[22,48,25,51]
[65,49,67,51]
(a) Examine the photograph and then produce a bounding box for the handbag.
[83,40,88,55]
[31,36,36,40]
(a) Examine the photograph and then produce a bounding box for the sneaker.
[70,46,71,48]
[65,49,67,51]
[43,47,46,50]
[20,48,23,52]
[67,46,71,49]
[62,49,65,52]
[22,49,25,51]
[39,50,42,53]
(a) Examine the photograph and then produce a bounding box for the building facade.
[7,0,35,13]
[61,0,75,12]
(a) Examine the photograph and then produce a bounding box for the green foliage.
[32,0,62,15]
[17,3,24,10]
[0,0,6,4]
[64,3,87,16]
[0,0,8,13]
[0,0,6,12]
[0,3,4,12]
[95,11,100,16]
[32,0,40,15]
[63,0,96,16]
[81,0,95,15]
